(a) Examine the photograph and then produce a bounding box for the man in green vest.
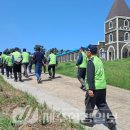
[12,47,22,82]
[80,45,116,129]
[1,50,8,75]
[76,47,87,91]
[5,51,13,79]
[47,50,58,79]
[22,48,30,78]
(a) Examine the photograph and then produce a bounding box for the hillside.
[56,58,130,90]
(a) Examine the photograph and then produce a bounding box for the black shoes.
[80,85,86,91]
[37,78,42,84]
[106,116,116,129]
[80,118,94,127]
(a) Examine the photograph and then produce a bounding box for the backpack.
[15,57,22,65]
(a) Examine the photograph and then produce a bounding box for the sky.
[0,0,130,53]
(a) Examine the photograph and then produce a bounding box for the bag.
[15,57,22,65]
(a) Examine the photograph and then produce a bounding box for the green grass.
[56,58,130,90]
[0,76,85,130]
[0,115,15,130]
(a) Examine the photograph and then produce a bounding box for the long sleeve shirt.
[76,53,83,66]
[87,59,95,90]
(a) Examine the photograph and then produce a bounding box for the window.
[124,19,129,27]
[109,21,113,29]
[124,32,129,41]
[109,33,113,42]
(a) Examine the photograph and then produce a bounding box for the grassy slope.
[0,76,84,130]
[56,58,130,90]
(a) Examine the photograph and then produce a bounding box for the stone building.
[98,0,130,60]
[57,0,130,62]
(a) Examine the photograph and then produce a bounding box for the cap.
[86,44,97,54]
[80,46,86,51]
[23,48,26,52]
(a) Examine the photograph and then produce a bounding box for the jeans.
[35,64,42,80]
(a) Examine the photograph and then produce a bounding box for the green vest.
[79,51,87,68]
[12,51,21,61]
[22,52,30,63]
[49,53,56,65]
[5,55,13,66]
[86,56,106,90]
[1,54,7,63]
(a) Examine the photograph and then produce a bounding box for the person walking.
[1,51,7,75]
[33,46,44,83]
[5,51,13,79]
[12,47,22,82]
[22,48,30,78]
[80,45,116,129]
[28,52,33,74]
[47,50,58,79]
[76,47,87,91]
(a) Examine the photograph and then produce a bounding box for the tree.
[34,44,46,54]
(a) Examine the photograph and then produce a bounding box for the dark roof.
[106,0,130,21]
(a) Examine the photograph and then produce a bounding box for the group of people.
[76,45,116,129]
[0,46,58,83]
[0,44,116,129]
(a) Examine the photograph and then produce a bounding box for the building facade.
[98,0,130,60]
[57,0,130,62]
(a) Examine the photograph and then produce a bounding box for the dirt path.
[3,73,130,130]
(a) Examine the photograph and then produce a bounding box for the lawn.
[56,58,130,90]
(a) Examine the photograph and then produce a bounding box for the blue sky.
[0,0,130,52]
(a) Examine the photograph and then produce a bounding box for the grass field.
[56,58,130,90]
[0,76,84,130]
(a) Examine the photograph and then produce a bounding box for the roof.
[106,0,130,21]
[56,49,79,57]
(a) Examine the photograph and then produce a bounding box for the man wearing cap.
[80,45,116,129]
[76,47,87,91]
[22,48,30,78]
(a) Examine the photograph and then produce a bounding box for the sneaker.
[14,79,17,82]
[106,116,116,129]
[19,79,23,82]
[37,79,41,84]
[80,118,94,127]
[49,76,52,79]
[80,85,86,91]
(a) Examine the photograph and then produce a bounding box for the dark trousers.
[43,65,46,73]
[23,63,29,77]
[48,65,56,77]
[85,89,112,119]
[77,68,86,87]
[28,62,33,73]
[0,65,4,75]
[13,63,22,80]
[6,66,13,78]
